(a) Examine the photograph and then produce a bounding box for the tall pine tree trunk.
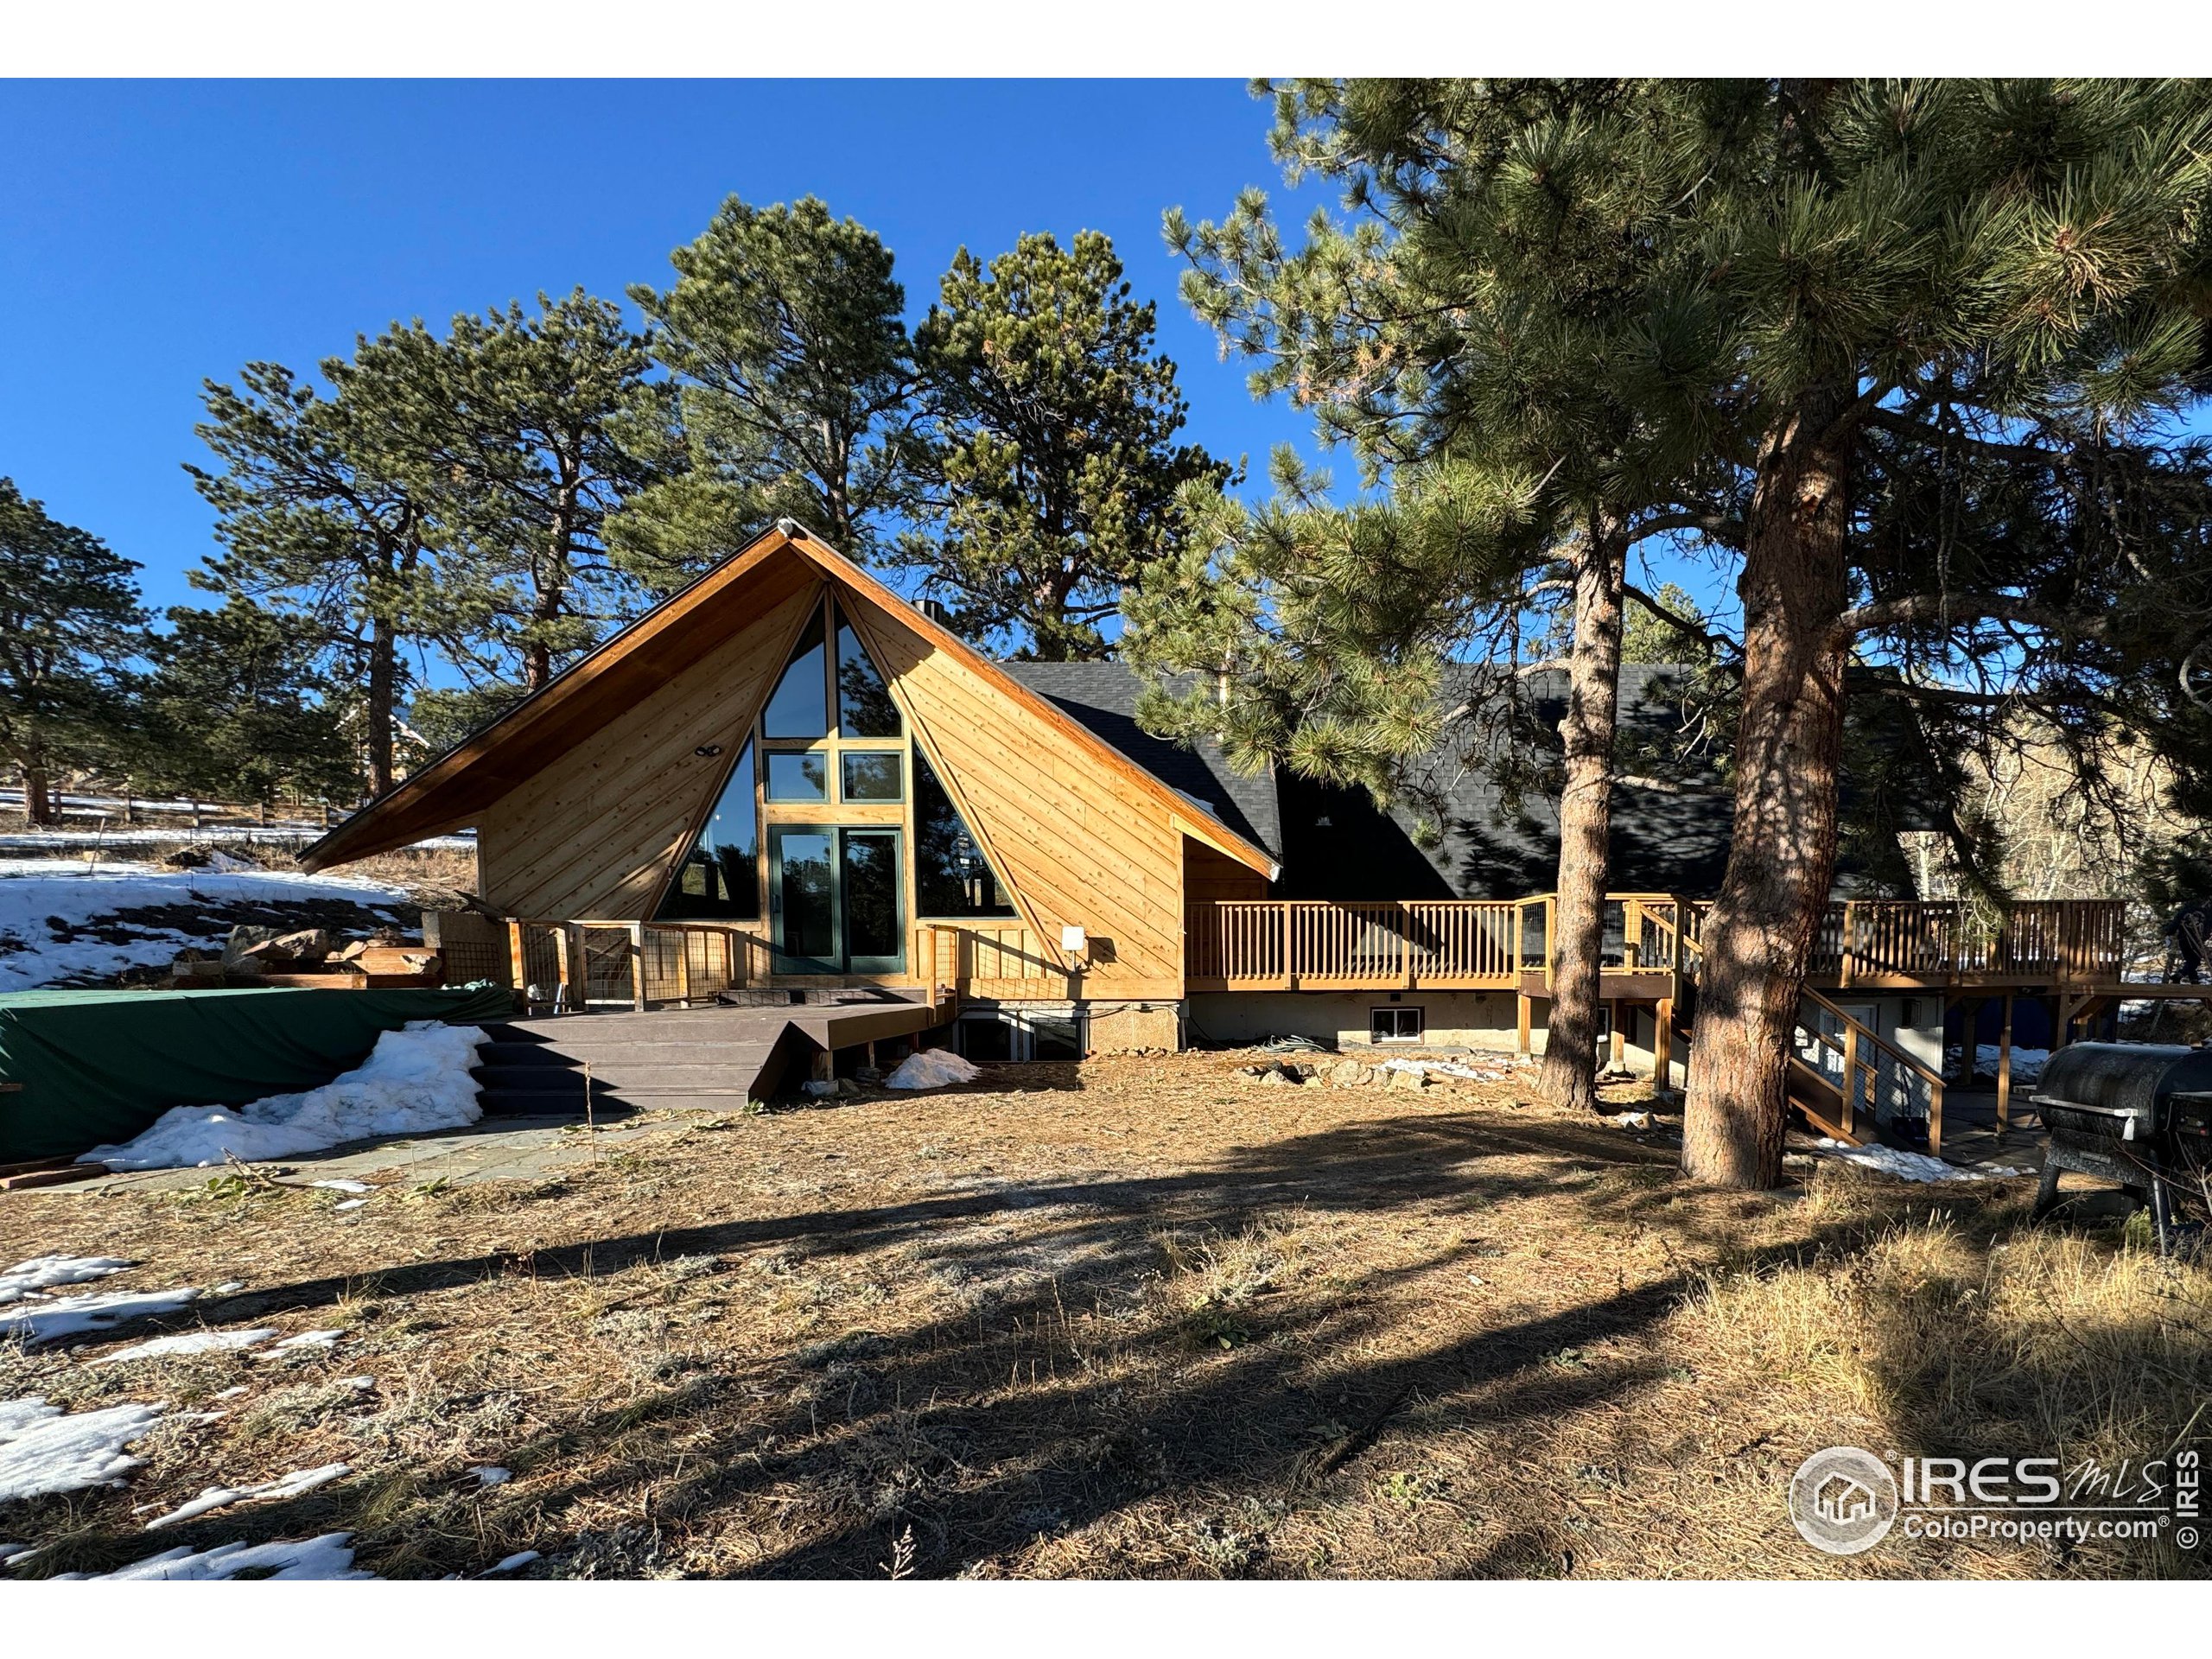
[1539,518,1627,1114]
[22,743,54,829]
[1681,392,1853,1189]
[365,614,397,799]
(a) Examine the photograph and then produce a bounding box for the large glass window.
[836,604,902,738]
[771,829,837,964]
[842,751,903,803]
[656,739,758,919]
[762,629,828,739]
[914,749,1015,917]
[766,751,828,801]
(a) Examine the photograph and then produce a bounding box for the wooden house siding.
[845,591,1190,998]
[476,579,823,918]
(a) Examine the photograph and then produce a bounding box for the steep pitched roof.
[998,663,1281,861]
[299,524,1277,880]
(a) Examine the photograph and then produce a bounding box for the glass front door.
[768,824,905,975]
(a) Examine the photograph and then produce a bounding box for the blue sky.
[0,79,1343,620]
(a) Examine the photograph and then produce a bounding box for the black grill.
[2031,1042,2212,1250]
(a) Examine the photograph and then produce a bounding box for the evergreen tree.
[0,480,144,827]
[1173,79,2212,1185]
[1159,81,1738,1112]
[896,231,1233,659]
[336,290,662,690]
[139,601,357,809]
[623,195,923,578]
[188,361,439,797]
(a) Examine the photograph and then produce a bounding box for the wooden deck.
[1182,894,2134,995]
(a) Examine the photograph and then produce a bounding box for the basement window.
[1370,1007,1424,1044]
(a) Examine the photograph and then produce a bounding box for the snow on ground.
[1974,1045,2051,1084]
[256,1330,347,1357]
[0,858,412,992]
[887,1048,982,1089]
[0,1397,166,1503]
[1815,1140,2031,1182]
[483,1549,538,1575]
[0,1255,135,1305]
[309,1179,371,1194]
[1377,1056,1519,1081]
[144,1462,351,1529]
[60,1531,373,1580]
[93,1329,281,1366]
[470,1465,511,1486]
[0,1286,200,1345]
[79,1023,490,1171]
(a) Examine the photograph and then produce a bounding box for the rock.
[1258,1070,1288,1087]
[1330,1059,1371,1087]
[239,927,333,965]
[1387,1067,1430,1091]
[800,1079,838,1099]
[855,1065,885,1084]
[834,1077,863,1098]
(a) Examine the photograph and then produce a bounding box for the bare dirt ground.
[3,1051,2205,1580]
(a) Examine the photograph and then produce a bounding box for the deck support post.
[1607,1000,1625,1073]
[1996,995,2014,1138]
[507,920,528,1010]
[628,922,646,1014]
[1516,994,1532,1058]
[1655,995,1674,1092]
[811,1047,836,1084]
[553,925,575,1014]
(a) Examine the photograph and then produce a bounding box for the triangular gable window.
[762,625,828,739]
[657,738,759,919]
[835,603,902,738]
[914,748,1015,918]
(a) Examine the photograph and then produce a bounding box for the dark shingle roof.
[997,663,1281,861]
[1274,663,1738,900]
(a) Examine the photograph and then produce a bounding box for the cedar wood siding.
[474,575,823,918]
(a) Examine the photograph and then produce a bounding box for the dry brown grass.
[1,1051,2204,1580]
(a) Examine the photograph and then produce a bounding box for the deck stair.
[474,990,941,1115]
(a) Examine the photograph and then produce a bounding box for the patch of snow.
[482,1549,538,1575]
[1376,1057,1512,1081]
[887,1048,981,1090]
[0,1397,166,1503]
[309,1179,371,1194]
[213,1387,250,1401]
[469,1465,511,1486]
[60,1530,372,1580]
[144,1462,351,1529]
[1815,1140,2031,1182]
[78,1024,491,1172]
[1975,1044,2050,1084]
[211,1281,245,1294]
[0,859,411,992]
[0,1286,200,1346]
[0,1541,33,1563]
[0,1255,136,1305]
[247,1330,346,1361]
[335,1376,374,1391]
[93,1328,279,1365]
[333,1198,367,1212]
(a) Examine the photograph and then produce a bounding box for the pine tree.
[336,290,662,690]
[1160,80,1738,1112]
[0,480,144,826]
[139,601,357,810]
[1172,79,2212,1185]
[623,195,923,578]
[188,361,439,798]
[896,231,1233,659]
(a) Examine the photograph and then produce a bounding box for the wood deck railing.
[505,918,770,1014]
[1185,894,2133,993]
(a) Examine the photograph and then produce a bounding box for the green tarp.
[0,983,514,1165]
